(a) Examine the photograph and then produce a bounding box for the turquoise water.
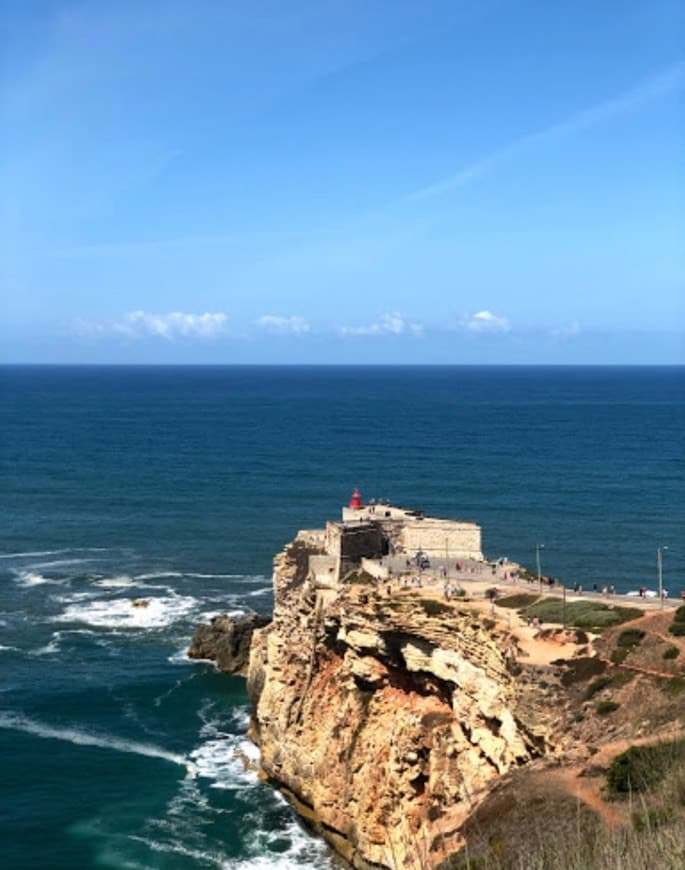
[1,365,683,868]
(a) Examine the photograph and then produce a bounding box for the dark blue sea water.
[1,365,683,869]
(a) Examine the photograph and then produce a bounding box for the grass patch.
[494,593,540,609]
[525,599,641,632]
[596,700,620,716]
[607,740,685,798]
[663,645,680,660]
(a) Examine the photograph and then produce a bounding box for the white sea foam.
[0,713,193,771]
[52,591,100,603]
[198,703,250,738]
[0,644,19,652]
[237,815,334,869]
[167,647,192,665]
[53,595,198,630]
[126,836,227,868]
[245,587,272,597]
[135,571,184,581]
[92,576,137,589]
[190,735,260,789]
[14,571,68,588]
[30,636,62,656]
[184,572,243,579]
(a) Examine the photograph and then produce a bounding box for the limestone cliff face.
[247,536,553,869]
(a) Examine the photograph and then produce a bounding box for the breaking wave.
[53,595,198,630]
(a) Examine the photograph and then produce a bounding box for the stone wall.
[400,518,483,561]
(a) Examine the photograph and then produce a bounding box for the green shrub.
[607,741,685,797]
[494,593,540,609]
[596,700,620,716]
[669,623,685,636]
[617,628,645,648]
[585,676,612,700]
[663,646,680,660]
[673,605,685,623]
[611,648,629,665]
[661,677,685,696]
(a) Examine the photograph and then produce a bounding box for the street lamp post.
[658,545,668,609]
[536,543,544,593]
[562,583,567,629]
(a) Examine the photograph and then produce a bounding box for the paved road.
[374,554,681,612]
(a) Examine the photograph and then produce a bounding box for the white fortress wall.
[400,518,483,561]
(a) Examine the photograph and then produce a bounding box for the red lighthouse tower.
[349,488,363,510]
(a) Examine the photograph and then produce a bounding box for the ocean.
[1,365,683,869]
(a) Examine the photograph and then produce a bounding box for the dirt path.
[550,766,625,828]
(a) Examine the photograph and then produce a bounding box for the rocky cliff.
[245,535,560,868]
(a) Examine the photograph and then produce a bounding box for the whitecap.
[0,549,70,560]
[30,637,61,656]
[184,572,244,579]
[14,571,68,588]
[0,644,19,652]
[52,591,101,603]
[245,587,272,598]
[53,595,198,630]
[134,571,184,581]
[92,576,137,589]
[0,713,191,770]
[30,558,94,570]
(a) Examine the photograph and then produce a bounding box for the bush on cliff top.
[607,740,685,797]
[494,593,540,609]
[524,599,641,632]
[616,628,645,648]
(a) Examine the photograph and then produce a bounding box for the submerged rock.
[188,613,270,675]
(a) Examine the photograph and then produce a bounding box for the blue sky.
[1,0,683,363]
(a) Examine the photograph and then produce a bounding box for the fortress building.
[305,490,484,588]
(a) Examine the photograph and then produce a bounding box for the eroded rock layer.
[246,536,553,868]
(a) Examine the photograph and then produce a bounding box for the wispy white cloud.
[73,310,227,339]
[461,310,511,334]
[340,311,424,337]
[255,315,310,335]
[408,61,685,200]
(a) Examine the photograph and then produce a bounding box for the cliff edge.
[246,533,558,868]
[192,508,685,869]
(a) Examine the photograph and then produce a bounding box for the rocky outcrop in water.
[188,613,270,675]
